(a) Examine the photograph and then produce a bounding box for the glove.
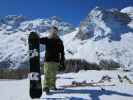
[58,61,65,72]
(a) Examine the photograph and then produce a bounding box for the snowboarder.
[40,26,65,94]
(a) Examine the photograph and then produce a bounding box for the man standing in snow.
[40,26,65,94]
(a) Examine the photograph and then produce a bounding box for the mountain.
[19,16,75,34]
[0,15,75,34]
[64,6,133,70]
[121,6,133,18]
[0,15,75,69]
[0,6,133,70]
[75,7,132,41]
[121,6,133,29]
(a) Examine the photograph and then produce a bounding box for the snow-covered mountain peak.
[121,6,133,14]
[121,6,133,29]
[18,16,75,35]
[0,15,27,26]
[48,16,62,22]
[75,7,132,41]
[89,6,105,18]
[121,6,133,22]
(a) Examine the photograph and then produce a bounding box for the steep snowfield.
[0,16,75,69]
[0,70,133,100]
[76,7,133,41]
[64,31,133,69]
[64,6,133,70]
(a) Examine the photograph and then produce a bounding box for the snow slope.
[64,7,133,70]
[64,30,133,70]
[0,16,75,69]
[0,70,133,100]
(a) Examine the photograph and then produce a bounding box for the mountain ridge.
[0,6,133,70]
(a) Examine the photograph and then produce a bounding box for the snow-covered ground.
[0,70,133,100]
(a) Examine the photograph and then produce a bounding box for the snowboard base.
[28,32,42,98]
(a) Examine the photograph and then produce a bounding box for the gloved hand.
[58,61,65,72]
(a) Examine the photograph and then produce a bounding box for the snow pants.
[43,62,59,89]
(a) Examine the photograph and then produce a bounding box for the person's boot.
[51,85,57,91]
[51,86,64,91]
[53,86,57,90]
[43,87,50,94]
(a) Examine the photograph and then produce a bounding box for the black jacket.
[40,37,65,63]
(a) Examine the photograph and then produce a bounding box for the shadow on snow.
[49,88,133,100]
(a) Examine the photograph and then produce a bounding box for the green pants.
[43,62,59,89]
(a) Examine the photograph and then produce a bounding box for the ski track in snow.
[0,70,133,100]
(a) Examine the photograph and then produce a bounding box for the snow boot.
[43,87,50,95]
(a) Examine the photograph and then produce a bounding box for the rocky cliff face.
[75,7,132,41]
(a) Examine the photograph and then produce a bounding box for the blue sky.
[0,0,133,26]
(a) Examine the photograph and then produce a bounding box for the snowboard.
[61,81,115,88]
[28,32,42,98]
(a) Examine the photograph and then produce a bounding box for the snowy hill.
[0,6,133,70]
[0,15,75,69]
[65,7,133,70]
